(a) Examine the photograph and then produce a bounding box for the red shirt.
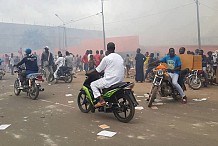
[82,54,88,64]
[94,54,101,66]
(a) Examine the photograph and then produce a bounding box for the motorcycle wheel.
[77,91,92,113]
[188,75,202,90]
[64,74,73,83]
[14,80,21,96]
[29,82,39,100]
[0,76,2,80]
[113,94,135,123]
[148,86,158,107]
[48,73,54,83]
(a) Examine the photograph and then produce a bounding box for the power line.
[84,2,195,27]
[200,2,218,12]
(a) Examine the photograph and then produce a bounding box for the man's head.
[44,46,49,53]
[207,51,212,56]
[169,48,175,58]
[96,50,99,54]
[25,48,32,56]
[179,47,186,54]
[89,50,92,54]
[86,50,89,55]
[199,50,204,55]
[195,49,200,55]
[11,53,13,57]
[100,50,104,55]
[58,52,62,57]
[107,42,115,54]
[126,54,129,57]
[150,53,154,58]
[136,48,141,53]
[66,51,70,56]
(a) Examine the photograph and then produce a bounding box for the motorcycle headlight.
[157,69,164,76]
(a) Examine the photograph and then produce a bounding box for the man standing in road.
[41,46,54,81]
[9,53,15,75]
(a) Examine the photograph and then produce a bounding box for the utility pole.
[55,14,67,51]
[101,0,106,51]
[195,0,201,49]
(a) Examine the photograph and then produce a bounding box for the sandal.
[181,96,187,104]
[95,101,106,108]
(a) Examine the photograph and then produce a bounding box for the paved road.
[0,73,218,146]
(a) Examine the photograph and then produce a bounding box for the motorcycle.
[77,73,138,123]
[14,66,44,100]
[50,66,74,83]
[148,64,183,107]
[0,67,5,80]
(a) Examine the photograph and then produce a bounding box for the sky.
[0,0,218,46]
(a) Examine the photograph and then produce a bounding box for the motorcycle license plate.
[35,80,42,84]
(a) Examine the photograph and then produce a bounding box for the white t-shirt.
[9,57,15,66]
[96,53,124,88]
[55,57,65,68]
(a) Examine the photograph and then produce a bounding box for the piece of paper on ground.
[137,95,144,98]
[97,130,117,137]
[151,106,158,110]
[135,106,144,110]
[65,94,73,97]
[98,124,110,129]
[68,101,74,103]
[0,124,11,130]
[152,103,164,106]
[144,94,149,98]
[193,98,207,102]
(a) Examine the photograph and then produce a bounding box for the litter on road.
[151,106,158,109]
[137,95,144,98]
[135,106,144,110]
[152,103,164,106]
[97,130,117,137]
[65,94,73,97]
[193,98,207,102]
[98,124,110,129]
[0,124,11,130]
[68,101,74,104]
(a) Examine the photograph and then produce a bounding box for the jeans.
[84,63,88,72]
[144,67,154,80]
[168,73,186,98]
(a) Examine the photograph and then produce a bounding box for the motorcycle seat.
[26,73,41,79]
[102,82,127,93]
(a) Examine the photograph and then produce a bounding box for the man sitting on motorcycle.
[159,48,187,103]
[15,48,39,88]
[86,42,125,108]
[54,52,65,83]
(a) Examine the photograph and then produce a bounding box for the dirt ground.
[0,72,218,146]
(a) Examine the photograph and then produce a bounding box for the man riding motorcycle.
[157,48,187,103]
[15,48,38,89]
[54,52,65,83]
[86,42,125,108]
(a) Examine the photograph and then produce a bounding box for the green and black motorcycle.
[77,74,138,123]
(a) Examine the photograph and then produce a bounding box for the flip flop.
[95,101,106,108]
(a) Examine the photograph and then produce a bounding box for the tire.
[48,73,54,83]
[64,74,73,83]
[29,82,39,100]
[14,80,21,96]
[0,75,2,80]
[148,86,158,107]
[77,91,92,113]
[113,94,135,123]
[188,75,202,90]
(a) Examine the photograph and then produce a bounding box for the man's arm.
[16,58,26,67]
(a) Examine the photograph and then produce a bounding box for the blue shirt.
[160,55,182,74]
